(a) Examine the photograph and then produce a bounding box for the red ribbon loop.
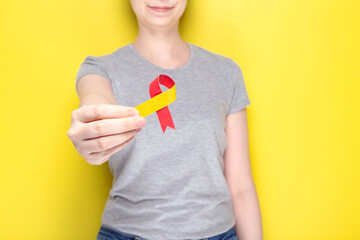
[149,75,176,133]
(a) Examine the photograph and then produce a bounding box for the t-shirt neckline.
[129,42,193,72]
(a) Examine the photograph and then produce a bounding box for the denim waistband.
[97,224,237,240]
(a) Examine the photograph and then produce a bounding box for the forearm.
[231,189,263,240]
[79,93,116,107]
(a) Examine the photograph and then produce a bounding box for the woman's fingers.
[79,129,139,153]
[86,134,138,165]
[72,104,139,123]
[67,103,146,165]
[78,116,146,140]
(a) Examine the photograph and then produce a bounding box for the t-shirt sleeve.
[75,55,111,89]
[227,61,251,115]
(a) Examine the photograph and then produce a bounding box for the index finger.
[74,104,139,123]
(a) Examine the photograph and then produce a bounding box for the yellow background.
[1,0,359,239]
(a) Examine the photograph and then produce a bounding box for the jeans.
[97,224,238,240]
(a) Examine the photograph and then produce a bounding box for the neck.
[133,24,188,64]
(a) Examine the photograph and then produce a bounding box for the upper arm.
[76,74,117,106]
[224,108,255,196]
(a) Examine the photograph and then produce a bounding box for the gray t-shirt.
[75,43,251,240]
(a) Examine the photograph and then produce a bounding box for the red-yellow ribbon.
[135,75,176,133]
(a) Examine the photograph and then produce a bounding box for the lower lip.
[149,6,173,13]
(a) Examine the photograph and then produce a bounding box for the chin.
[133,1,186,30]
[140,15,179,30]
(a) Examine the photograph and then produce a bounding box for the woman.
[67,0,263,239]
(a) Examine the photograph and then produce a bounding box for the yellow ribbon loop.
[135,84,176,117]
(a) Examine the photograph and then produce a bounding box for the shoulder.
[81,44,133,68]
[189,43,240,72]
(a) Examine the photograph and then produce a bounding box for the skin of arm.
[76,73,117,106]
[224,108,263,240]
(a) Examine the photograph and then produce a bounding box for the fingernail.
[136,117,145,128]
[128,108,139,116]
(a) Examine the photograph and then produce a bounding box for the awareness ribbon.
[135,74,176,133]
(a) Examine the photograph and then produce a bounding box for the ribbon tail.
[156,106,175,133]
